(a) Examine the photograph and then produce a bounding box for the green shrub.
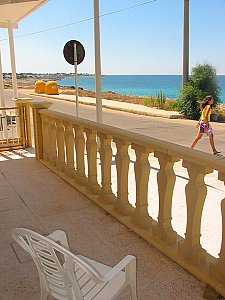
[179,63,221,119]
[164,99,180,111]
[156,90,166,108]
[190,64,220,103]
[142,96,155,107]
[179,85,200,119]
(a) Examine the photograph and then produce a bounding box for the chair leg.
[126,259,137,300]
[130,284,137,300]
[40,277,48,300]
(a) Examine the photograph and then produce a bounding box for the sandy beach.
[3,76,146,105]
[3,76,225,117]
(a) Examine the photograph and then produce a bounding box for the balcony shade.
[0,0,49,28]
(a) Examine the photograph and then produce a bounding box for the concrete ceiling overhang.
[0,0,49,28]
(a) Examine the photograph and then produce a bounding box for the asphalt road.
[4,89,225,155]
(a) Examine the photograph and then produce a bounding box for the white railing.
[0,107,20,148]
[0,99,32,151]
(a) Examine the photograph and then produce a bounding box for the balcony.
[0,98,225,299]
[0,148,217,299]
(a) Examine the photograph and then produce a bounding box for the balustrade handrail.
[39,109,225,174]
[0,107,17,110]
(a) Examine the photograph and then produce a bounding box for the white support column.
[0,47,7,138]
[0,48,5,108]
[182,0,189,87]
[8,20,18,100]
[93,0,102,123]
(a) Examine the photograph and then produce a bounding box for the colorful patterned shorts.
[199,121,213,136]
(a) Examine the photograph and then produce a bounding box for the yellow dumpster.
[35,80,46,94]
[45,81,59,95]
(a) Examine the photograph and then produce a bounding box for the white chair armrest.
[101,255,136,282]
[47,230,70,250]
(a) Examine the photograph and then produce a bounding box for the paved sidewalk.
[0,148,216,300]
[29,92,183,119]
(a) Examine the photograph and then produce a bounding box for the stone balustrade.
[31,102,225,297]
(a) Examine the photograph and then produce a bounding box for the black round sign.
[63,40,85,65]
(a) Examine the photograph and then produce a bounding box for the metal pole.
[0,47,7,138]
[182,0,189,87]
[93,0,102,123]
[8,20,18,100]
[74,43,79,117]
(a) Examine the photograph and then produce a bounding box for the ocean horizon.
[57,75,225,103]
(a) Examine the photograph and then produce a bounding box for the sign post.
[73,42,79,116]
[63,40,85,117]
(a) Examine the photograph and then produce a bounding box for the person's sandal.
[213,151,223,156]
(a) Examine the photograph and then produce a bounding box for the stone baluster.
[98,132,115,204]
[85,128,100,194]
[114,138,133,216]
[210,172,225,283]
[56,120,66,172]
[153,152,179,244]
[30,102,52,160]
[178,160,212,265]
[74,125,87,185]
[42,115,51,162]
[131,144,152,229]
[64,121,75,178]
[49,118,57,167]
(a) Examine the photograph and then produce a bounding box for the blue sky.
[0,0,224,75]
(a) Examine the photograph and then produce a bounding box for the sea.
[57,75,225,103]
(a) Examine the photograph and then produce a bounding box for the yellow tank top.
[200,105,211,121]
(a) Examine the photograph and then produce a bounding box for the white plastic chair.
[12,228,137,300]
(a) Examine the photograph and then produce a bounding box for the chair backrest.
[12,228,103,300]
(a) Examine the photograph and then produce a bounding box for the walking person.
[191,95,221,155]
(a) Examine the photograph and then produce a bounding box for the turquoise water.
[57,75,225,103]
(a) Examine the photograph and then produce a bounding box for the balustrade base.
[115,202,134,216]
[75,175,88,186]
[98,190,116,204]
[131,213,152,229]
[153,225,177,245]
[43,155,49,162]
[57,163,66,173]
[87,183,101,195]
[65,167,76,178]
[50,161,57,168]
[209,261,225,284]
[178,240,206,265]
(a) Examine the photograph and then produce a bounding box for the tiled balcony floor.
[0,148,221,300]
